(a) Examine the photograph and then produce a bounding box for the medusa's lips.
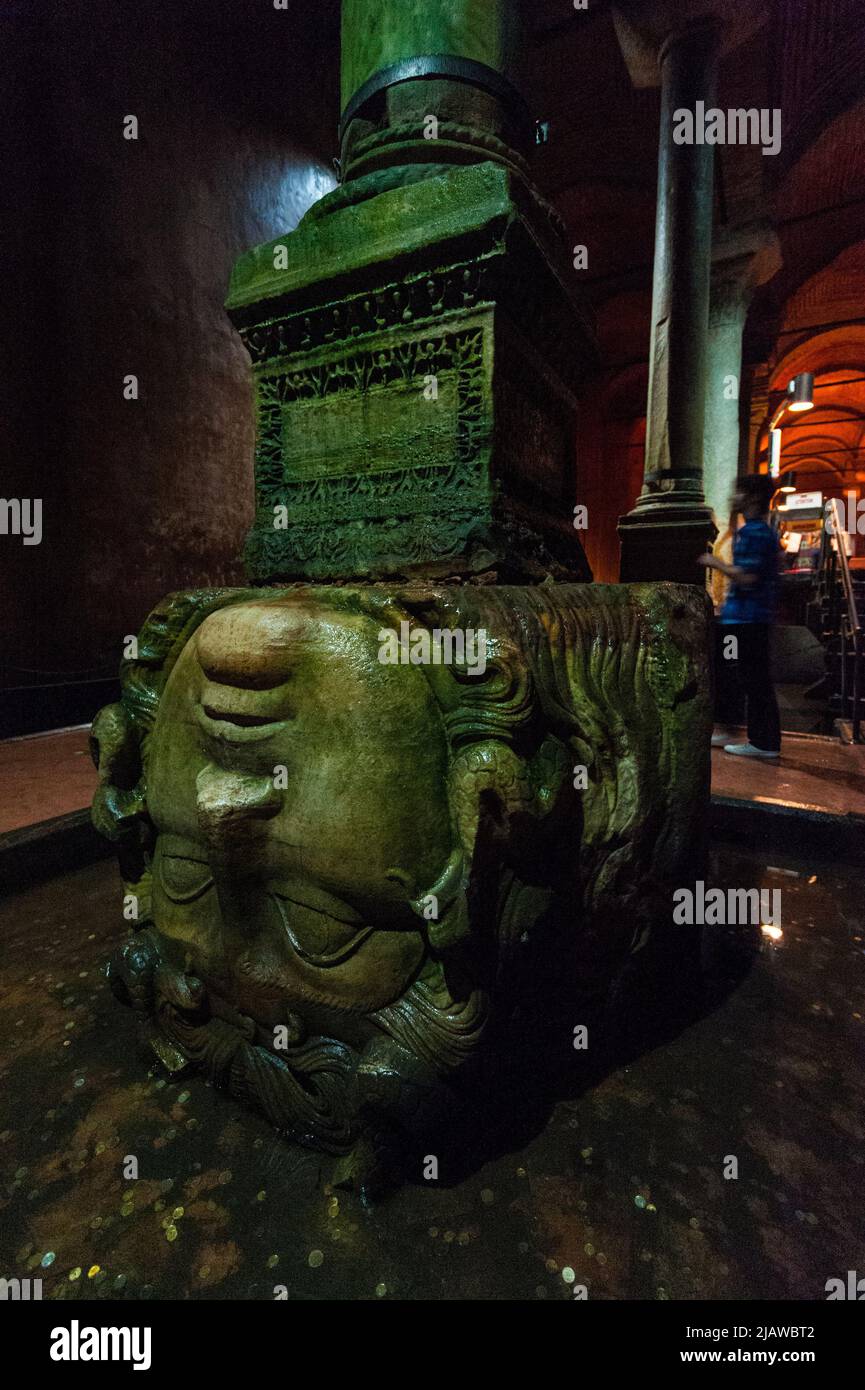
[270,892,376,967]
[196,706,287,742]
[195,683,291,743]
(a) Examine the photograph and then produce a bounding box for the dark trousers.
[714,622,781,753]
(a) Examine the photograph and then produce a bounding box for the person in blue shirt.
[698,473,782,758]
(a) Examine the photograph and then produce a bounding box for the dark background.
[1,0,340,731]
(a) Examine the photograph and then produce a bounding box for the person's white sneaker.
[723,742,780,759]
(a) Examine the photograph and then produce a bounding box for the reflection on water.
[0,845,862,1301]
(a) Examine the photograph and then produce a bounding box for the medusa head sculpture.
[91,580,710,1186]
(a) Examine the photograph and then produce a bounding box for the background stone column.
[704,226,781,527]
[618,16,721,582]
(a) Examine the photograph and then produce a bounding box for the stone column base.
[618,508,717,585]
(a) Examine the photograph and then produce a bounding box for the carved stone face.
[145,594,453,1029]
[95,579,711,1172]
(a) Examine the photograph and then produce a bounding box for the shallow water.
[0,845,862,1301]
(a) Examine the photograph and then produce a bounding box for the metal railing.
[821,498,863,743]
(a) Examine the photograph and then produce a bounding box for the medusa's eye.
[158,846,213,904]
[270,892,375,967]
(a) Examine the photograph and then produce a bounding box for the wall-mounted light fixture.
[765,373,814,477]
[786,373,814,413]
[768,428,782,479]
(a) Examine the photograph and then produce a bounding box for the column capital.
[612,1,765,88]
[710,222,782,324]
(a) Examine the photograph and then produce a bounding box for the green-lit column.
[341,0,522,107]
[338,0,530,182]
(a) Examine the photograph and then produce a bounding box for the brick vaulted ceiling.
[523,0,865,361]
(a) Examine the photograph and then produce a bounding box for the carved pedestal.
[226,162,595,584]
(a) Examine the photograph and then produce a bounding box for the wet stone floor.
[0,845,862,1302]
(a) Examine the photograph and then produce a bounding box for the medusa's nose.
[196,602,300,690]
[194,602,302,737]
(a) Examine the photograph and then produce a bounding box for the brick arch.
[756,321,865,524]
[765,97,865,313]
[576,361,648,583]
[755,321,865,488]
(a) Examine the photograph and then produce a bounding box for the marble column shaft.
[618,18,721,583]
